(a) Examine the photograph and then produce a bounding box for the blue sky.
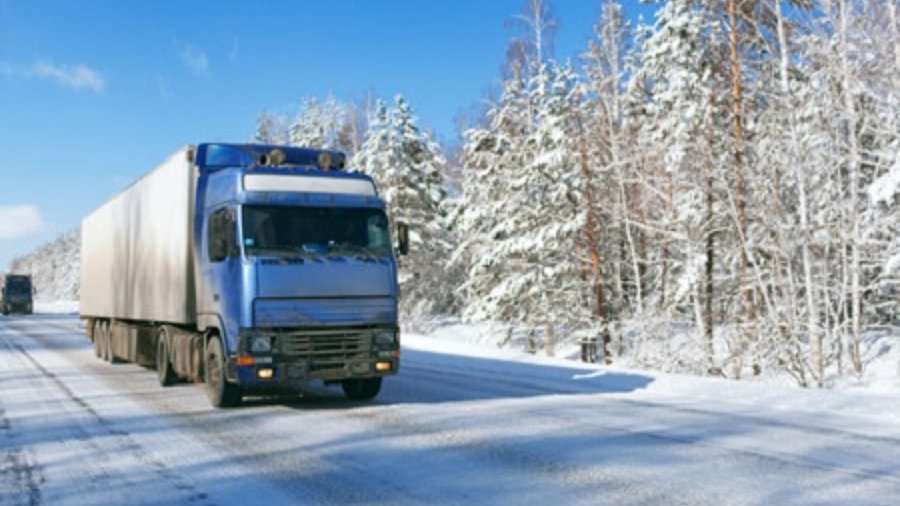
[0,0,656,269]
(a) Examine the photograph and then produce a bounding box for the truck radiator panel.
[278,329,373,375]
[254,297,396,327]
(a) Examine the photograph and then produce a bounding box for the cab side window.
[208,208,237,262]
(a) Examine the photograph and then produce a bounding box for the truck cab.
[192,144,404,404]
[1,274,34,315]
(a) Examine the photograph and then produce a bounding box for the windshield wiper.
[328,242,379,260]
[247,246,306,259]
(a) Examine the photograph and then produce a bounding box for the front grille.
[278,328,374,374]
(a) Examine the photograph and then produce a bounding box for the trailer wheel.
[156,329,177,387]
[92,320,100,355]
[93,320,106,359]
[103,324,112,362]
[341,377,382,401]
[205,336,241,408]
[103,322,121,364]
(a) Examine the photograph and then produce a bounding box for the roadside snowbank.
[404,321,900,435]
[34,300,79,314]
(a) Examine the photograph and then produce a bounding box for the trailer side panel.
[80,148,196,324]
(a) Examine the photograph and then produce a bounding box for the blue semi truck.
[80,144,407,407]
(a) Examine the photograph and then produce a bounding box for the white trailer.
[80,147,197,324]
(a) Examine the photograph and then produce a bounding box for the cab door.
[201,206,242,353]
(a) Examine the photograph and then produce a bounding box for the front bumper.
[227,325,400,390]
[3,300,32,314]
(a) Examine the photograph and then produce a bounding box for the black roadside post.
[581,336,598,363]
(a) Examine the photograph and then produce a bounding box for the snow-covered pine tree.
[456,0,597,355]
[355,96,454,319]
[515,61,593,353]
[453,63,531,326]
[458,60,593,355]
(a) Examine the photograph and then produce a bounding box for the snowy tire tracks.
[3,315,900,506]
[5,318,415,506]
[1,404,43,506]
[397,359,900,502]
[1,319,214,506]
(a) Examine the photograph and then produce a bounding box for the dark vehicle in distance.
[1,274,34,315]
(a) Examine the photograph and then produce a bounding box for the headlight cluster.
[250,335,274,353]
[374,330,398,346]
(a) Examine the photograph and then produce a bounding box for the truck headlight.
[250,336,273,353]
[374,330,397,346]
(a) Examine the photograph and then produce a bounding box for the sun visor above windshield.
[243,174,376,196]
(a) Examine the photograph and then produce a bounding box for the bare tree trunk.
[728,0,757,376]
[660,173,673,313]
[838,0,863,374]
[837,161,852,374]
[775,0,823,385]
[704,135,717,374]
[618,177,644,317]
[577,126,612,364]
[824,243,842,374]
[603,36,645,345]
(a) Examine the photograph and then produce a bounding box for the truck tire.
[103,322,120,364]
[156,330,177,387]
[341,377,382,401]
[205,336,241,408]
[94,320,106,359]
[103,326,112,362]
[92,320,101,357]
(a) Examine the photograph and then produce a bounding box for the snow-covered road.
[1,314,899,506]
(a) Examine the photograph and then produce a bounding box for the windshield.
[242,206,392,257]
[5,277,31,295]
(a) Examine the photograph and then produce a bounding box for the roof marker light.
[268,148,286,166]
[317,152,332,170]
[257,148,286,167]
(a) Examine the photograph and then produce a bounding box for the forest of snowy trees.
[253,0,898,387]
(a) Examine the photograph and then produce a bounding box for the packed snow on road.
[1,311,899,506]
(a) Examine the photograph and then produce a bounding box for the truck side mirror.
[397,222,409,256]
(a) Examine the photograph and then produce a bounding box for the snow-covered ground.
[33,300,79,314]
[421,317,900,393]
[2,312,899,505]
[412,321,900,435]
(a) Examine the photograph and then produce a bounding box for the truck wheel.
[341,377,382,401]
[103,323,119,363]
[94,320,106,359]
[205,337,241,408]
[156,330,177,387]
[103,327,112,362]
